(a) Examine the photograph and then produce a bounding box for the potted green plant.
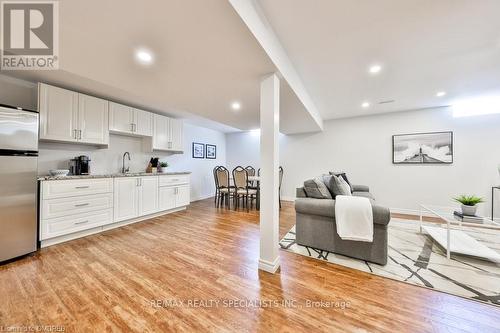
[453,195,484,216]
[158,161,169,173]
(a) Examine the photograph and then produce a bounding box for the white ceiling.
[2,0,318,134]
[258,0,500,119]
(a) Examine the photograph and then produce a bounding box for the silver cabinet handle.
[75,220,89,225]
[75,203,89,207]
[131,123,134,132]
[79,129,82,140]
[74,129,78,139]
[75,186,90,189]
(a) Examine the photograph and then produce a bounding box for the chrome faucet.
[122,152,131,173]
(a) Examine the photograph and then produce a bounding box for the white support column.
[258,73,280,273]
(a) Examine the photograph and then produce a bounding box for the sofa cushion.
[353,192,375,205]
[303,178,332,199]
[323,174,351,198]
[329,171,352,191]
[351,184,370,192]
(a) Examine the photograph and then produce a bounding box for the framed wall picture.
[393,131,453,164]
[206,144,216,159]
[192,142,205,159]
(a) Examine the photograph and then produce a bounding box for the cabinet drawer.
[42,178,113,199]
[159,175,189,187]
[42,193,113,219]
[41,208,113,240]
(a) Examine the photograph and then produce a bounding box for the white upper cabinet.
[39,83,79,142]
[170,118,183,151]
[78,94,109,145]
[39,83,108,145]
[39,83,181,147]
[109,102,153,137]
[133,108,153,137]
[152,114,170,150]
[152,114,183,152]
[109,102,134,134]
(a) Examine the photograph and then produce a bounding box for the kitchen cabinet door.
[78,93,109,145]
[133,108,153,137]
[159,187,176,211]
[176,185,190,207]
[109,102,134,134]
[153,114,170,150]
[113,177,139,222]
[138,176,158,215]
[169,118,183,151]
[39,83,79,142]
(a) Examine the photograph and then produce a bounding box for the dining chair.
[213,166,220,207]
[232,166,257,212]
[215,166,233,208]
[279,166,284,209]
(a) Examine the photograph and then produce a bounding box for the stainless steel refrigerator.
[0,104,39,263]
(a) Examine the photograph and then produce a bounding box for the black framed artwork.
[392,131,453,164]
[192,142,205,158]
[206,144,216,159]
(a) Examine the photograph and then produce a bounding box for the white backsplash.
[38,135,166,175]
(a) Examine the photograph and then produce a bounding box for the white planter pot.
[461,204,477,216]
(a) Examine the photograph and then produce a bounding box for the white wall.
[226,107,500,217]
[39,123,225,202]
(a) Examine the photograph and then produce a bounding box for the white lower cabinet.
[159,186,176,211]
[40,174,190,247]
[159,184,190,210]
[138,176,159,216]
[113,177,140,222]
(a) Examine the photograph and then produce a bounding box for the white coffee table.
[419,204,500,262]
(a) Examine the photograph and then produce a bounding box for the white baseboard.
[280,196,295,202]
[190,194,214,202]
[258,256,280,273]
[390,207,437,218]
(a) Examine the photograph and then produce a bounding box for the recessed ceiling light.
[436,91,446,97]
[369,65,382,74]
[135,49,154,65]
[361,102,370,108]
[231,102,241,111]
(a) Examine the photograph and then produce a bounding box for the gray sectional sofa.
[295,184,391,265]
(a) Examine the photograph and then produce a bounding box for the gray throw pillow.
[323,174,350,198]
[329,171,352,193]
[303,177,332,199]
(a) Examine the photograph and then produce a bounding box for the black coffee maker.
[70,155,91,175]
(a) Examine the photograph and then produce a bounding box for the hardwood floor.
[1,199,499,332]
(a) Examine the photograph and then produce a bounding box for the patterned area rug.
[279,219,500,306]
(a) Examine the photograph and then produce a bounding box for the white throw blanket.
[335,195,373,242]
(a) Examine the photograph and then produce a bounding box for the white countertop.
[38,171,191,181]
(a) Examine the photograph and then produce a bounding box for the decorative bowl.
[49,169,70,177]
